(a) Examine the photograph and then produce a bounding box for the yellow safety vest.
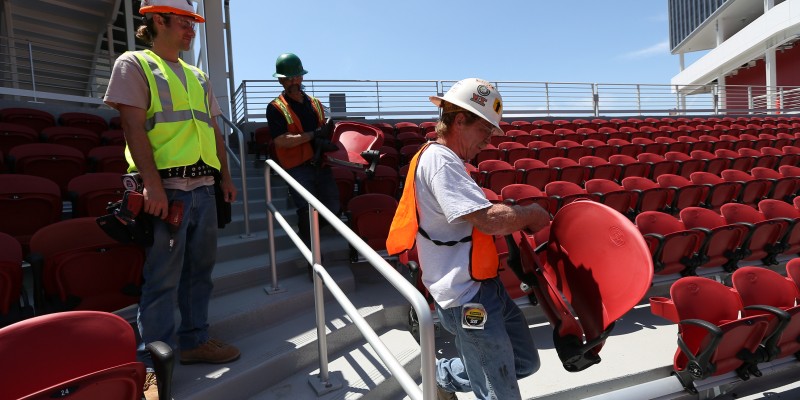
[124,49,220,173]
[387,142,499,281]
[271,93,325,169]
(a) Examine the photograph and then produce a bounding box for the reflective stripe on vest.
[124,50,220,172]
[271,94,325,169]
[386,142,499,281]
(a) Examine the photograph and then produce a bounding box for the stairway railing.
[262,158,436,400]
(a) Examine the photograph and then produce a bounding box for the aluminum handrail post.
[263,162,281,293]
[218,114,252,237]
[748,86,754,114]
[310,207,333,386]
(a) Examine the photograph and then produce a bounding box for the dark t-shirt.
[266,93,324,139]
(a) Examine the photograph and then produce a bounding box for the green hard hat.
[273,53,308,78]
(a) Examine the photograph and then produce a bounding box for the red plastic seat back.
[87,145,128,173]
[0,174,62,251]
[670,277,769,375]
[29,218,144,312]
[543,201,652,353]
[0,107,55,133]
[0,122,38,155]
[346,193,397,251]
[9,143,87,196]
[636,211,685,235]
[0,311,143,400]
[67,173,125,217]
[58,112,109,135]
[0,232,23,317]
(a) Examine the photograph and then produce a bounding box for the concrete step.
[172,273,411,400]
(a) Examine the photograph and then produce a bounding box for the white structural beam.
[671,0,800,92]
[202,0,229,119]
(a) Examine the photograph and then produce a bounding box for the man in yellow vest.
[387,78,550,400]
[104,0,239,398]
[266,53,340,254]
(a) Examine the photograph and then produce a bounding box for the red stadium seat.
[497,141,530,165]
[346,193,397,262]
[507,201,653,371]
[657,174,708,212]
[331,166,355,215]
[636,211,704,275]
[0,107,55,133]
[476,159,516,194]
[326,121,384,172]
[758,199,800,257]
[679,207,749,271]
[100,129,126,146]
[720,169,771,207]
[665,151,705,179]
[0,311,172,400]
[622,176,672,214]
[40,126,101,156]
[67,173,125,218]
[610,154,650,180]
[584,178,633,216]
[0,122,38,155]
[732,266,800,361]
[500,183,556,215]
[29,217,144,313]
[637,152,678,180]
[514,158,556,190]
[8,143,87,197]
[720,203,790,266]
[357,164,400,198]
[0,232,34,327]
[690,171,741,211]
[579,156,621,182]
[547,157,586,186]
[0,174,62,253]
[789,258,800,291]
[58,112,109,135]
[649,277,770,392]
[544,181,596,210]
[87,145,128,173]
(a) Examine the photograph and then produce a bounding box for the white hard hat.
[430,78,503,130]
[140,0,205,22]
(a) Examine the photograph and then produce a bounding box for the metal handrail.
[263,159,436,400]
[234,79,800,123]
[217,114,252,237]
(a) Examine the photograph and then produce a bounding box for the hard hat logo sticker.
[477,85,491,96]
[471,93,487,107]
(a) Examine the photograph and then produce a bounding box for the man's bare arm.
[461,203,550,236]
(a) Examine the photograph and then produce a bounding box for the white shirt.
[414,144,492,309]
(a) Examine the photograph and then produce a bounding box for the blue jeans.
[435,278,540,400]
[286,164,340,241]
[136,185,217,367]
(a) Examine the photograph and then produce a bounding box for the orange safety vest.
[386,142,499,281]
[271,93,325,169]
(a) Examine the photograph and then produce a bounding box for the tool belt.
[159,160,216,178]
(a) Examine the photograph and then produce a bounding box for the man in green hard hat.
[266,53,339,264]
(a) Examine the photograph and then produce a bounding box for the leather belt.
[159,161,216,178]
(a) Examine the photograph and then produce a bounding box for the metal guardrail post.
[748,86,754,114]
[218,114,252,238]
[545,82,551,116]
[592,83,600,117]
[779,87,784,114]
[636,84,641,114]
[712,85,719,114]
[27,42,38,102]
[375,81,381,119]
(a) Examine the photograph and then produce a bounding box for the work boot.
[180,338,241,364]
[436,385,458,400]
[142,371,159,400]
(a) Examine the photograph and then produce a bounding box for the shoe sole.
[179,353,241,365]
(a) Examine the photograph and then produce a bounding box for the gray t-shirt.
[103,51,222,190]
[414,144,492,309]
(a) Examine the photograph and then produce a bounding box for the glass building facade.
[668,0,728,51]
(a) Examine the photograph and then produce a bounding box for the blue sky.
[228,1,701,86]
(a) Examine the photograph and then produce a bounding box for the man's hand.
[313,118,336,139]
[142,184,169,219]
[221,175,237,203]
